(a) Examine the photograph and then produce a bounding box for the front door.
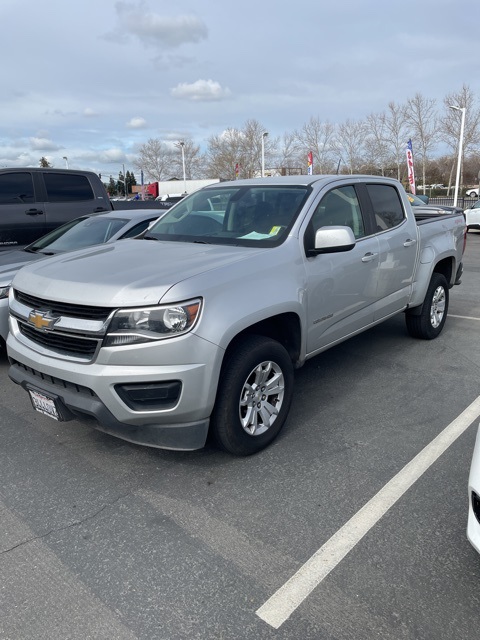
[304,185,381,355]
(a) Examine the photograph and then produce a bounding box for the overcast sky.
[1,0,477,179]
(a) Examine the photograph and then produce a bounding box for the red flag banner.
[406,139,416,195]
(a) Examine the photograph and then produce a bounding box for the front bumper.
[467,425,480,553]
[7,329,223,451]
[0,297,8,341]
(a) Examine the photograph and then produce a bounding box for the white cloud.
[171,79,231,102]
[75,147,125,162]
[127,116,147,129]
[83,107,98,117]
[29,137,63,151]
[97,148,127,163]
[113,2,208,48]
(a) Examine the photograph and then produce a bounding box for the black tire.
[405,273,449,340]
[211,335,294,456]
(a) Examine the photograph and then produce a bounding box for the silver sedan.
[0,209,165,341]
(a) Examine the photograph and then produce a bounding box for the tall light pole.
[63,156,68,169]
[450,105,466,207]
[178,141,187,194]
[261,131,268,178]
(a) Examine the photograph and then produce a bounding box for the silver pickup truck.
[7,175,466,455]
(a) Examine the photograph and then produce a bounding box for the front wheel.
[211,335,294,455]
[405,273,449,340]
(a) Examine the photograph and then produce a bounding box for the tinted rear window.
[43,173,94,202]
[366,184,405,231]
[0,172,35,204]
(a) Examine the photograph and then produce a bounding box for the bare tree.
[204,120,273,180]
[133,85,480,190]
[294,117,336,174]
[333,119,367,174]
[438,84,480,191]
[205,128,246,180]
[169,138,203,180]
[364,112,392,175]
[405,93,438,193]
[240,119,273,178]
[382,102,408,180]
[273,131,303,175]
[134,138,173,182]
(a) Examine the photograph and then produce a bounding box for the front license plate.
[28,389,61,421]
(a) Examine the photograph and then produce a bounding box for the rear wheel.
[211,335,294,455]
[405,273,449,340]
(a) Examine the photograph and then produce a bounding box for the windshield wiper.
[142,235,159,241]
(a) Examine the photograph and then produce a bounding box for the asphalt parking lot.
[2,233,480,639]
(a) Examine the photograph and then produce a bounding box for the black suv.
[0,168,112,250]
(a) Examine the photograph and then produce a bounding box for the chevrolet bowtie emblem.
[27,310,59,331]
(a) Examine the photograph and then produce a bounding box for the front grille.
[19,322,100,358]
[472,491,480,525]
[14,289,112,321]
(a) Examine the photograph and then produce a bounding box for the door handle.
[25,208,44,215]
[403,238,416,247]
[361,252,378,262]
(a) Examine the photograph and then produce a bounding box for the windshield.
[28,216,129,253]
[145,185,310,247]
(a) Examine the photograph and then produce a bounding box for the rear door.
[0,171,45,249]
[41,172,109,233]
[361,183,418,320]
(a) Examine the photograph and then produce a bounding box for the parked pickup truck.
[0,168,112,250]
[7,175,466,456]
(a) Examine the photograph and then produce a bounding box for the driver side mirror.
[307,226,356,256]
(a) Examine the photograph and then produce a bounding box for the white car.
[464,199,480,231]
[466,188,479,198]
[468,426,480,553]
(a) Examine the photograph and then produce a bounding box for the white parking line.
[256,396,480,629]
[450,314,480,321]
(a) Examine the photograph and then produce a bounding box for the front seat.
[251,201,275,233]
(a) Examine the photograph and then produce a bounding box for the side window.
[0,172,35,204]
[43,173,94,202]
[366,184,405,231]
[311,186,365,239]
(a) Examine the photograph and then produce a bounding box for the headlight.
[0,284,11,300]
[104,298,202,346]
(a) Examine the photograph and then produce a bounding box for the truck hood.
[12,239,263,307]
